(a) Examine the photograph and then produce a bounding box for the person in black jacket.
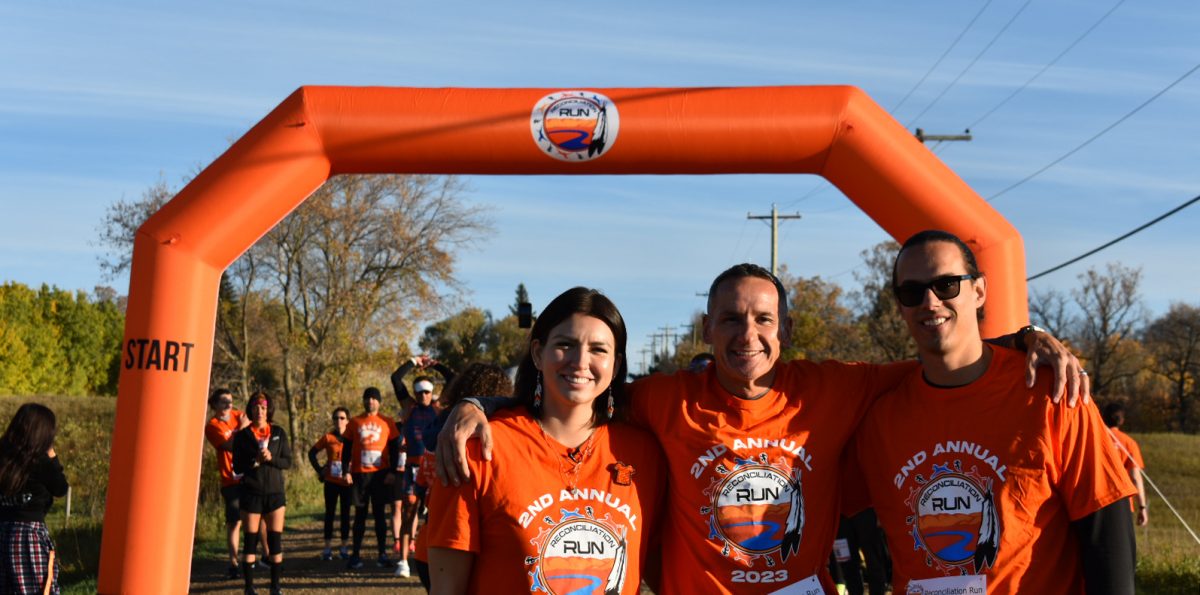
[232,392,292,595]
[0,403,69,595]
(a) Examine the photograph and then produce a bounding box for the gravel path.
[189,518,426,594]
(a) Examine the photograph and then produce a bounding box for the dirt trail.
[189,519,425,594]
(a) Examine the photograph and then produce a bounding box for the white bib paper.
[361,449,382,468]
[905,574,987,594]
[833,537,851,562]
[769,574,824,595]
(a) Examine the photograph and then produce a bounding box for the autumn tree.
[1069,263,1148,397]
[780,270,869,362]
[1143,303,1200,432]
[256,174,491,445]
[98,173,492,448]
[851,240,915,363]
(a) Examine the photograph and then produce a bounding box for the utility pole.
[914,128,972,144]
[747,203,801,277]
[657,325,678,358]
[638,348,652,375]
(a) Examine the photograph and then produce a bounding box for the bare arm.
[1131,467,1148,526]
[428,547,474,595]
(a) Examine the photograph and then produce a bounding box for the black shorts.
[351,471,389,508]
[240,491,286,514]
[397,463,426,500]
[220,484,241,525]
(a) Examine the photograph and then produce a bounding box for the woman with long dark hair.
[425,287,666,595]
[232,392,292,595]
[0,403,68,595]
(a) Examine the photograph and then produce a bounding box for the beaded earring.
[606,386,614,419]
[534,371,543,410]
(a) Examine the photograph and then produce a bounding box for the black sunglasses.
[894,274,975,307]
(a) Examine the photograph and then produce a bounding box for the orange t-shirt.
[630,359,911,594]
[854,347,1136,594]
[1108,427,1144,470]
[1108,427,1144,513]
[204,410,244,487]
[425,410,665,595]
[311,432,352,487]
[345,412,399,474]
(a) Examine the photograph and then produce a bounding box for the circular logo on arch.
[714,465,796,554]
[536,518,626,594]
[530,91,619,162]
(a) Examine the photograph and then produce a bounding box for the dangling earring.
[606,386,615,419]
[533,371,543,410]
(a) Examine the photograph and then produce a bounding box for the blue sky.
[2,1,1198,372]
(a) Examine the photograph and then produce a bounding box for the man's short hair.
[892,230,984,320]
[362,386,382,401]
[1102,402,1126,428]
[707,263,788,318]
[208,388,233,409]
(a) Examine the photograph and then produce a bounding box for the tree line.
[0,282,124,396]
[4,175,1194,437]
[647,242,1198,434]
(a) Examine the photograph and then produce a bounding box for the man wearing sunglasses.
[852,230,1135,594]
[390,354,455,578]
[437,260,1090,594]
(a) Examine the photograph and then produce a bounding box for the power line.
[965,0,1128,132]
[989,59,1200,202]
[890,0,996,115]
[907,0,1033,127]
[1027,193,1200,281]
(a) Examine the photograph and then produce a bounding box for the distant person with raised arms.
[390,354,454,577]
[852,230,1135,594]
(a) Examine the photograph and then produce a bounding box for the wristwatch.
[1016,324,1046,351]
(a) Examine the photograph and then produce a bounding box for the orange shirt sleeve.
[203,419,226,448]
[1050,401,1137,521]
[425,439,486,554]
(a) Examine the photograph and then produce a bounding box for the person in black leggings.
[308,407,352,560]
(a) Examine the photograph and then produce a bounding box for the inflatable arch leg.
[98,86,1027,593]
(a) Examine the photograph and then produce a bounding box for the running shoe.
[320,547,333,561]
[395,559,411,578]
[226,564,241,579]
[376,553,395,568]
[338,545,349,560]
[345,555,363,570]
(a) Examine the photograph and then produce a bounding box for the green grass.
[3,396,1199,592]
[1129,432,1200,594]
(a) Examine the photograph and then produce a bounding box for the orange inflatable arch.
[97,86,1028,593]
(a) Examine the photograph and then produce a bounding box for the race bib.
[361,449,382,468]
[769,574,824,595]
[328,461,343,478]
[905,575,987,595]
[833,538,851,562]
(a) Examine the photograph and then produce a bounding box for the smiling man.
[439,263,1088,594]
[852,230,1135,594]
